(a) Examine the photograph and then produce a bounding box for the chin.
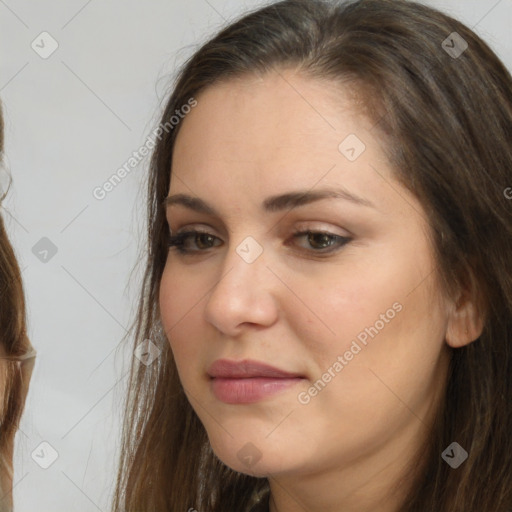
[208,437,295,477]
[222,455,287,478]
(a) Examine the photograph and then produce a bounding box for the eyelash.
[167,228,351,256]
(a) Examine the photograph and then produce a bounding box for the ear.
[445,272,485,348]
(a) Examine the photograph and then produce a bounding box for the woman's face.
[159,70,452,485]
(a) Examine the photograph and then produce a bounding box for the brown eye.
[291,230,351,254]
[168,230,222,254]
[167,229,351,256]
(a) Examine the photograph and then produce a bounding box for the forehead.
[173,70,370,166]
[169,70,413,219]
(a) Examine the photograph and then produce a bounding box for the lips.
[206,359,305,404]
[207,359,307,404]
[207,358,305,379]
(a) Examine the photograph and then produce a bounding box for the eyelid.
[167,223,353,257]
[169,220,352,237]
[291,221,352,238]
[170,225,216,237]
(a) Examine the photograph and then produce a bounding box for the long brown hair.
[113,1,512,510]
[0,103,36,510]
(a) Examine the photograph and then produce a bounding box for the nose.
[203,236,280,336]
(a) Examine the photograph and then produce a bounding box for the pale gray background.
[0,0,510,510]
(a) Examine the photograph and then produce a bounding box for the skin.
[159,69,483,512]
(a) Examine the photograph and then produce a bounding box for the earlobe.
[445,288,485,348]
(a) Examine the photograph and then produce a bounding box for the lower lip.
[210,377,304,404]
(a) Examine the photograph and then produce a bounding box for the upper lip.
[208,359,305,379]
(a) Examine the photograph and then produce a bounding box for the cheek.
[285,253,400,368]
[289,265,447,463]
[159,262,206,326]
[159,265,206,375]
[296,241,446,392]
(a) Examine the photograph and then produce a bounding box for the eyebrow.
[163,187,376,215]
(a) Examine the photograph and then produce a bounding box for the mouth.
[207,358,305,379]
[210,376,305,404]
[207,359,306,404]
